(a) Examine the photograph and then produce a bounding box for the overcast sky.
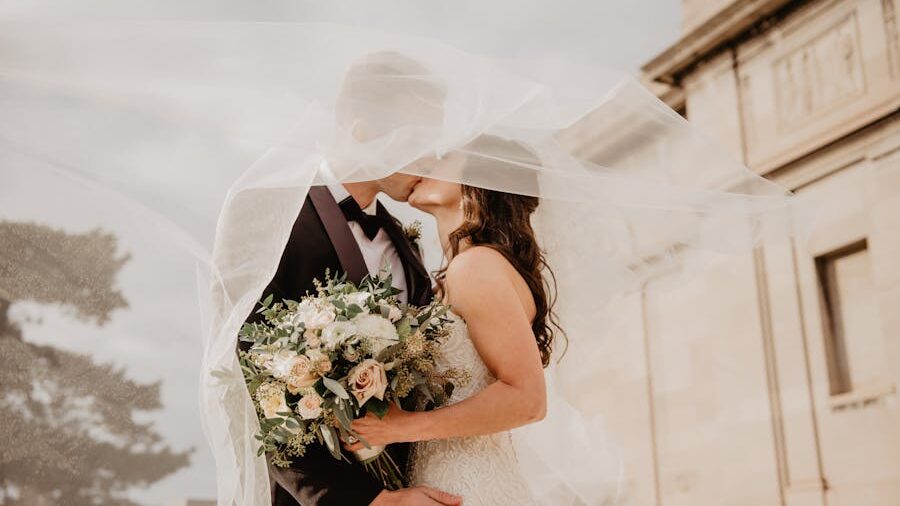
[3,0,681,70]
[2,2,682,504]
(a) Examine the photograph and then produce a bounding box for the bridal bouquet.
[238,272,463,489]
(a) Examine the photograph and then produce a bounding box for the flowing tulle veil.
[0,10,813,505]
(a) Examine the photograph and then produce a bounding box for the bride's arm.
[351,247,547,444]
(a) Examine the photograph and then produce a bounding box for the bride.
[348,138,556,505]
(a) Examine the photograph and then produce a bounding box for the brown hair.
[435,137,564,367]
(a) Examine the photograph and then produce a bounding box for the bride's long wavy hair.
[435,136,565,367]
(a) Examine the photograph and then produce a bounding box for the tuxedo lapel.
[376,202,432,306]
[307,186,369,285]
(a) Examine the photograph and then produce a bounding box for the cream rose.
[347,359,388,406]
[296,393,324,420]
[256,383,289,419]
[306,349,332,374]
[304,328,321,348]
[285,355,319,394]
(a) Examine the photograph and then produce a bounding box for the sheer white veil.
[0,13,813,506]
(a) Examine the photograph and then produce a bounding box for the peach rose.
[347,359,388,406]
[285,355,319,394]
[296,393,324,420]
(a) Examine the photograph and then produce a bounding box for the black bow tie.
[338,197,386,240]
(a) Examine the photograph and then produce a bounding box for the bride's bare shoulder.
[446,246,511,279]
[444,246,518,300]
[444,246,535,322]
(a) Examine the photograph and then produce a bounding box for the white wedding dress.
[408,314,537,505]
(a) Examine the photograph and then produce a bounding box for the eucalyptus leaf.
[320,425,342,460]
[322,377,351,400]
[333,404,352,431]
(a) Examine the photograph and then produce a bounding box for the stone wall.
[594,0,900,504]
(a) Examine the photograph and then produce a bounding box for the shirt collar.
[325,184,378,216]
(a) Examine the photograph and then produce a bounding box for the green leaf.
[365,397,390,418]
[320,425,342,460]
[322,377,350,400]
[333,401,353,430]
[396,318,412,339]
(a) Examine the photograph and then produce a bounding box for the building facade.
[584,1,900,505]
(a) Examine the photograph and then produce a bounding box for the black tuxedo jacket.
[244,186,432,506]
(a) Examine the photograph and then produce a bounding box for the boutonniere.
[402,220,422,248]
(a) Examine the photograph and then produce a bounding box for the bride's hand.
[345,403,416,450]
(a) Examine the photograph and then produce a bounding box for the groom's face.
[377,153,441,202]
[377,172,422,202]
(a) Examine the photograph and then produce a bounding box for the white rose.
[320,321,357,349]
[308,308,336,330]
[387,305,403,322]
[292,300,336,330]
[291,300,318,326]
[296,393,324,420]
[347,359,388,406]
[268,349,299,379]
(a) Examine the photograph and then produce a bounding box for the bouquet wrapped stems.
[357,445,405,491]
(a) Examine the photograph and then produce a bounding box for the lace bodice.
[408,314,536,505]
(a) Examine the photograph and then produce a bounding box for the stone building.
[574,1,900,505]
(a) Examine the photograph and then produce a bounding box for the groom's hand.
[371,486,462,506]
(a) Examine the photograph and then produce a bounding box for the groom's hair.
[336,51,446,141]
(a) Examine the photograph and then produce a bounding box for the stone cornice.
[641,0,799,84]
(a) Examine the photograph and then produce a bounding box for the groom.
[244,52,460,505]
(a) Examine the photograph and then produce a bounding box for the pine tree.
[0,221,191,505]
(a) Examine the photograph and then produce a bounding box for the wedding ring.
[347,435,359,444]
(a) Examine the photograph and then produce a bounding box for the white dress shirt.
[326,184,408,303]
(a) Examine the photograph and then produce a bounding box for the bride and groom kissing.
[245,51,559,506]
